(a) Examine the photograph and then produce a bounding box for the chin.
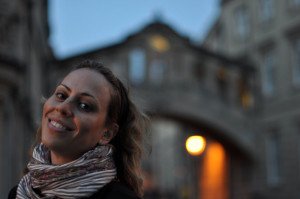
[41,133,62,151]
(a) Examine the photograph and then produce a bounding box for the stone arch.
[150,110,255,163]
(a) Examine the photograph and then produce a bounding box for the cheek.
[41,98,55,139]
[42,101,50,125]
[43,97,54,115]
[77,114,107,136]
[42,102,49,125]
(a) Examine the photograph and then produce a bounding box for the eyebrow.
[60,83,71,92]
[60,83,97,101]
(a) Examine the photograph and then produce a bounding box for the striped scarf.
[17,143,117,199]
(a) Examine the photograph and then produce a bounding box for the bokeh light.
[186,135,206,156]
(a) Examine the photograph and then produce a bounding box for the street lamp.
[186,135,206,156]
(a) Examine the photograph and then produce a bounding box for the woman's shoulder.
[89,180,140,199]
[8,185,17,199]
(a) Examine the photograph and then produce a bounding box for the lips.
[48,118,74,132]
[50,120,67,130]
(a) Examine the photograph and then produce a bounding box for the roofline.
[191,45,256,73]
[58,21,255,73]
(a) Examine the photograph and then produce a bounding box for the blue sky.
[48,0,220,59]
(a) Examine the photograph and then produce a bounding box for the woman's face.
[41,68,112,163]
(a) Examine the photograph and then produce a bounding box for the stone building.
[204,0,300,198]
[0,0,53,198]
[50,21,257,199]
[2,0,300,199]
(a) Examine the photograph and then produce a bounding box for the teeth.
[50,120,66,130]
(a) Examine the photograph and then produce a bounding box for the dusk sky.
[48,0,221,59]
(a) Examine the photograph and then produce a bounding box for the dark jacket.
[8,181,140,199]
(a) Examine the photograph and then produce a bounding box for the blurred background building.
[0,0,300,199]
[0,1,53,198]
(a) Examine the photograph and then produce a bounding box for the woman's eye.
[55,92,67,100]
[79,102,92,112]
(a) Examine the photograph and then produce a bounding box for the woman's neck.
[50,151,78,165]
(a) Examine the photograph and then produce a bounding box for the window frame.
[259,0,275,23]
[235,6,250,39]
[129,48,146,85]
[149,59,165,85]
[266,133,281,187]
[262,50,276,96]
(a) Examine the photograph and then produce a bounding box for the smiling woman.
[42,68,114,165]
[8,60,149,199]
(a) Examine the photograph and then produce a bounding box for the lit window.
[266,134,280,186]
[293,39,300,84]
[216,67,228,100]
[262,51,276,96]
[149,60,165,85]
[260,0,274,22]
[238,79,254,108]
[235,7,249,39]
[149,35,170,52]
[129,48,146,85]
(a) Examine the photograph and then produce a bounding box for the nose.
[55,100,73,117]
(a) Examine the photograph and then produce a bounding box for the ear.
[98,123,119,145]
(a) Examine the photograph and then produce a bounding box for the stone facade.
[0,0,53,198]
[51,21,257,198]
[204,0,300,198]
[3,0,299,198]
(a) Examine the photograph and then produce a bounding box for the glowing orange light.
[149,35,170,52]
[186,136,206,156]
[199,142,229,199]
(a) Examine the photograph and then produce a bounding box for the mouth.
[48,118,73,131]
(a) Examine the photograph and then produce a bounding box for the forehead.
[61,68,112,100]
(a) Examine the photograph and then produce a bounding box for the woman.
[9,60,149,199]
